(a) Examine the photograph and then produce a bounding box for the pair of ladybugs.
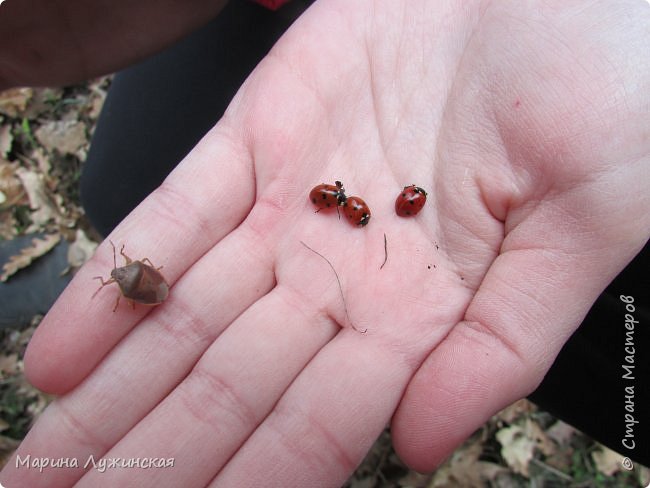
[309,181,428,225]
[309,181,371,226]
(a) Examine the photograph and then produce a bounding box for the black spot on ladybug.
[409,200,415,205]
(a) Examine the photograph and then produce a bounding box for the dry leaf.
[87,78,110,120]
[23,87,63,120]
[544,421,576,473]
[15,167,61,229]
[496,399,535,424]
[592,445,626,476]
[0,233,61,282]
[66,228,98,269]
[0,161,24,208]
[0,210,17,240]
[0,354,19,376]
[525,418,555,457]
[28,146,51,176]
[546,420,577,447]
[0,124,11,158]
[495,418,555,478]
[398,470,432,487]
[496,424,535,477]
[430,438,506,487]
[496,418,555,477]
[0,87,33,117]
[34,120,87,155]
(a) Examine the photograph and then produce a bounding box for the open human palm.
[3,1,648,486]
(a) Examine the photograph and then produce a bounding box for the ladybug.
[395,185,427,217]
[309,181,347,211]
[344,196,371,226]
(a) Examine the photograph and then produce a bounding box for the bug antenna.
[109,240,117,269]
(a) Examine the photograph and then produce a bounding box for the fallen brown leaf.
[592,444,627,477]
[0,88,33,118]
[0,354,19,377]
[15,167,61,230]
[0,124,11,158]
[34,120,87,155]
[87,77,110,120]
[397,469,432,487]
[495,418,556,478]
[28,147,52,177]
[526,418,555,457]
[0,160,25,208]
[496,423,535,477]
[23,87,63,120]
[546,420,577,447]
[0,233,61,282]
[65,228,98,270]
[496,398,536,424]
[430,437,506,487]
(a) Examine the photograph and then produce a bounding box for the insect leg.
[141,258,162,271]
[92,276,115,298]
[119,244,133,265]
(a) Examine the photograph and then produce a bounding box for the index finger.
[24,123,254,394]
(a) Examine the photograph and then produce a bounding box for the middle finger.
[77,281,339,487]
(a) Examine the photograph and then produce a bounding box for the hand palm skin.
[3,1,649,486]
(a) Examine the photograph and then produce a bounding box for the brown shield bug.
[92,241,169,312]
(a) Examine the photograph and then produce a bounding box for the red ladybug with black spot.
[344,195,371,227]
[309,181,347,211]
[395,185,427,217]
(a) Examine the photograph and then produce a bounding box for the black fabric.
[79,0,649,468]
[81,0,309,236]
[530,242,649,467]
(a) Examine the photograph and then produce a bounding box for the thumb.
[391,182,649,471]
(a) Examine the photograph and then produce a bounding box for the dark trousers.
[80,0,649,467]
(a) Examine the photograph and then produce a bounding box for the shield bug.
[93,241,169,312]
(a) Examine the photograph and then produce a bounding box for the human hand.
[3,0,649,486]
